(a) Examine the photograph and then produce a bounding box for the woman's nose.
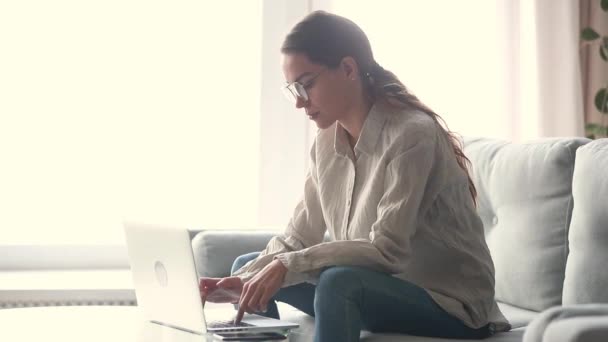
[295,96,307,109]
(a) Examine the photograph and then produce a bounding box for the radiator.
[0,289,137,309]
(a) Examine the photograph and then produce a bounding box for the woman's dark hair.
[281,11,478,205]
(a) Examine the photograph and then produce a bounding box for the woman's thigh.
[231,251,261,275]
[317,266,489,339]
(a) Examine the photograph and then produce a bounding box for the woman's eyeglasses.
[282,69,325,104]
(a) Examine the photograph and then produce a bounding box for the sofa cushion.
[191,230,331,278]
[523,304,608,342]
[191,230,277,277]
[542,316,608,342]
[280,302,529,342]
[498,302,540,329]
[563,139,608,304]
[463,137,589,311]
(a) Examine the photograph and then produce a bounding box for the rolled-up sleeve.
[274,136,436,275]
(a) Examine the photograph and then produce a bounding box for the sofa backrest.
[191,230,278,277]
[463,137,589,312]
[563,138,608,304]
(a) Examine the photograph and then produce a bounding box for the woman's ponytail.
[365,62,478,206]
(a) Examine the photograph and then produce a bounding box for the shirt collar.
[334,102,388,157]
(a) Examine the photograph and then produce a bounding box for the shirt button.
[492,216,498,225]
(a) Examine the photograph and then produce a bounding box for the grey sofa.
[192,137,608,342]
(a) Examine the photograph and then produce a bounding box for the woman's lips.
[308,112,320,120]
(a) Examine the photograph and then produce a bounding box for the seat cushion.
[523,304,608,342]
[280,302,528,342]
[498,302,539,329]
[463,137,589,311]
[563,139,608,304]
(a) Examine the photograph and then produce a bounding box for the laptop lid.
[124,222,208,335]
[124,222,298,335]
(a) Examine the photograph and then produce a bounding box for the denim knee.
[230,251,261,275]
[314,266,364,311]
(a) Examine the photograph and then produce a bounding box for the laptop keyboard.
[207,320,254,328]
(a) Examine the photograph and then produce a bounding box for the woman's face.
[282,53,356,129]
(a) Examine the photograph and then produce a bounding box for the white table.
[0,306,290,341]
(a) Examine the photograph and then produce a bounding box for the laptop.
[123,221,299,335]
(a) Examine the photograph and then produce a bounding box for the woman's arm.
[275,137,436,275]
[233,141,327,286]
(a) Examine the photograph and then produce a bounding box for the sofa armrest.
[524,304,608,342]
[542,316,608,342]
[191,230,277,278]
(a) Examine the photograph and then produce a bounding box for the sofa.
[192,137,608,342]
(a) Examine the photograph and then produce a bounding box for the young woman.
[200,11,510,341]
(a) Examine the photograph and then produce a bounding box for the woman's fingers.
[199,277,220,291]
[217,277,240,290]
[236,281,259,322]
[257,287,274,312]
[236,282,269,322]
[211,288,239,302]
[235,261,287,322]
[216,276,237,286]
[245,283,265,313]
[217,277,244,302]
[200,277,245,303]
[235,286,250,323]
[208,293,238,302]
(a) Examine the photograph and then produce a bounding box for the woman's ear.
[340,56,360,81]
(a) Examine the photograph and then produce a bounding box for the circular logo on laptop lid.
[154,261,169,287]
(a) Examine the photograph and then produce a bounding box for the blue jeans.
[232,252,492,342]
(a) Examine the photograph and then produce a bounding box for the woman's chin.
[315,119,336,130]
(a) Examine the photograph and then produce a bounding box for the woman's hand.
[235,259,288,323]
[199,276,243,304]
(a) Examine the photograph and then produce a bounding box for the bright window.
[323,0,508,138]
[0,1,262,244]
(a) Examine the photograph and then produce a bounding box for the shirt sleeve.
[274,134,436,275]
[232,141,327,286]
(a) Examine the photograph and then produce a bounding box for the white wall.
[258,0,315,228]
[0,1,262,244]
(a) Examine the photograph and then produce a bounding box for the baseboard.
[0,289,137,309]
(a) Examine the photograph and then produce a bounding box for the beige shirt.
[234,103,509,330]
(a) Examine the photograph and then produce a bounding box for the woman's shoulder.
[384,103,436,131]
[381,104,439,150]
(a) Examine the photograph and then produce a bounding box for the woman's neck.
[339,97,374,148]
